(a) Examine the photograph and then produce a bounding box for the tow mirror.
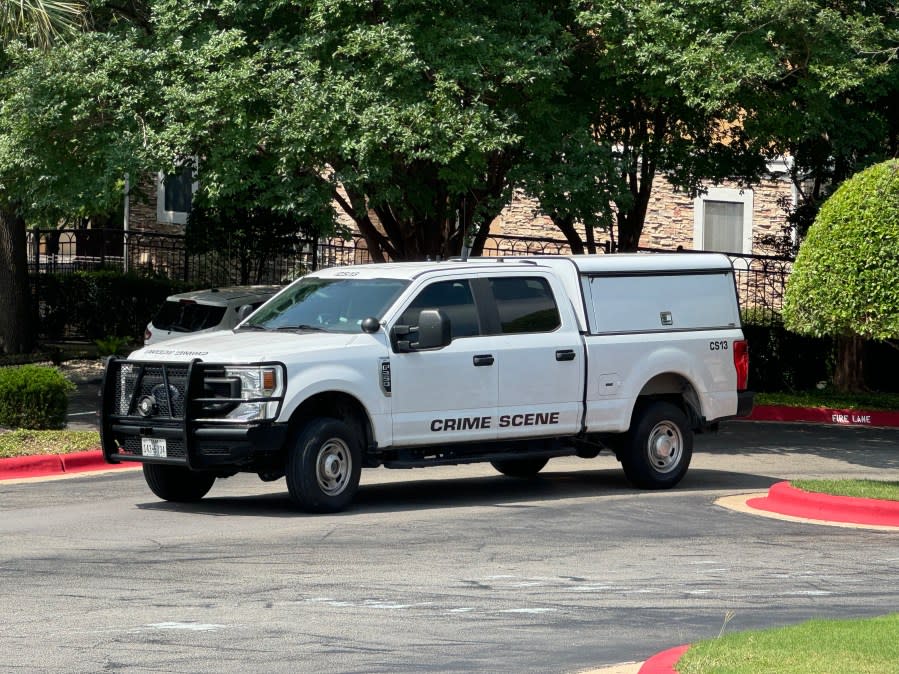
[413,309,451,350]
[390,309,452,352]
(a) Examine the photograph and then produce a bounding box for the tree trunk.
[0,205,36,355]
[549,214,586,254]
[833,334,865,392]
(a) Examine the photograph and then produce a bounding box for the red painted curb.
[0,453,64,478]
[60,450,123,474]
[638,644,690,674]
[746,405,899,428]
[747,481,899,527]
[0,449,136,480]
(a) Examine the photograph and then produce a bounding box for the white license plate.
[141,437,167,458]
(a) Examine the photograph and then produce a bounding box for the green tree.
[0,0,88,355]
[568,0,895,252]
[0,23,153,355]
[744,0,899,255]
[782,160,899,391]
[148,0,574,261]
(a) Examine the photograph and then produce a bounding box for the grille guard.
[100,357,285,468]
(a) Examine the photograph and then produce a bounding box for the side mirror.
[236,304,255,322]
[390,309,452,352]
[413,309,451,350]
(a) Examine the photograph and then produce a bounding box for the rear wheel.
[491,457,549,478]
[287,418,362,513]
[142,464,216,502]
[620,401,692,489]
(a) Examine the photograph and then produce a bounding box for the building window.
[693,187,753,254]
[157,162,197,226]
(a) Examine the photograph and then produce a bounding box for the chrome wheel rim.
[646,421,683,474]
[316,438,351,496]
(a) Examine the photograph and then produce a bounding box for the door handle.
[555,349,576,362]
[473,354,495,367]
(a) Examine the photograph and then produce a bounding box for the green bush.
[0,365,75,430]
[784,160,899,341]
[741,314,833,392]
[35,271,192,341]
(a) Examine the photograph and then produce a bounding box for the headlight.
[223,365,285,422]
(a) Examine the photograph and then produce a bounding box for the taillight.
[733,339,749,390]
[144,328,152,344]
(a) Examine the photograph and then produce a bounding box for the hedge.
[34,271,192,341]
[0,365,74,430]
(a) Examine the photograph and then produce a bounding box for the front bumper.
[102,419,289,469]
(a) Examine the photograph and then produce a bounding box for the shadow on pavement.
[135,466,779,518]
[701,421,899,471]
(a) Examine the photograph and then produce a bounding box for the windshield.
[243,277,409,333]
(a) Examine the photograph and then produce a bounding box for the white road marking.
[144,622,225,632]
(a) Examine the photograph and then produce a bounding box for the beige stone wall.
[490,176,792,254]
[128,172,792,256]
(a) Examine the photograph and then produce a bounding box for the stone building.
[131,158,794,259]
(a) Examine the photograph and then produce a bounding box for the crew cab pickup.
[101,253,753,512]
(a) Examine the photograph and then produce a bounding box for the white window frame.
[157,158,199,226]
[693,187,753,254]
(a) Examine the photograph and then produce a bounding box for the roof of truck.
[310,252,733,280]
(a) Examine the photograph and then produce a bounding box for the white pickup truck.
[101,253,753,512]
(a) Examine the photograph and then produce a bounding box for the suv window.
[489,277,560,334]
[152,302,228,332]
[399,280,481,339]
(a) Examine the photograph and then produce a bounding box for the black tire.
[491,457,549,478]
[286,418,362,513]
[620,401,692,489]
[142,464,216,502]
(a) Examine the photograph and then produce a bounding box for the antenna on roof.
[459,198,470,262]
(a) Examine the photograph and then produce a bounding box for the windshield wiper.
[236,324,268,332]
[275,324,326,332]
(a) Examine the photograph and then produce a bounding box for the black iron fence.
[27,228,791,339]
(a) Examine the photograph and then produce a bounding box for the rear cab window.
[488,277,561,334]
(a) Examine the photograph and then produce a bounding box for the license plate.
[141,437,167,458]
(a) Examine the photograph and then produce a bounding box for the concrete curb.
[0,449,136,480]
[746,404,899,428]
[747,481,899,528]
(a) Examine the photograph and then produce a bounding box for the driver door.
[388,279,499,446]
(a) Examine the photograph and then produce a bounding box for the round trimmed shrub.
[0,365,75,430]
[784,160,899,340]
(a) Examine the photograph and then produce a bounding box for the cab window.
[489,277,560,334]
[399,280,481,339]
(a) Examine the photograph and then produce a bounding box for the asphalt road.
[2,422,898,673]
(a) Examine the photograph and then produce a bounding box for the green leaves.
[784,160,899,341]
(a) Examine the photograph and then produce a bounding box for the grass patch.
[755,390,899,411]
[0,430,100,459]
[677,613,899,674]
[792,479,899,502]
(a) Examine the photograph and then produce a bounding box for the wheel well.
[634,373,702,428]
[289,392,373,449]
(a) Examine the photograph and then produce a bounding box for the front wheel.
[287,418,362,513]
[143,464,216,502]
[620,401,692,489]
